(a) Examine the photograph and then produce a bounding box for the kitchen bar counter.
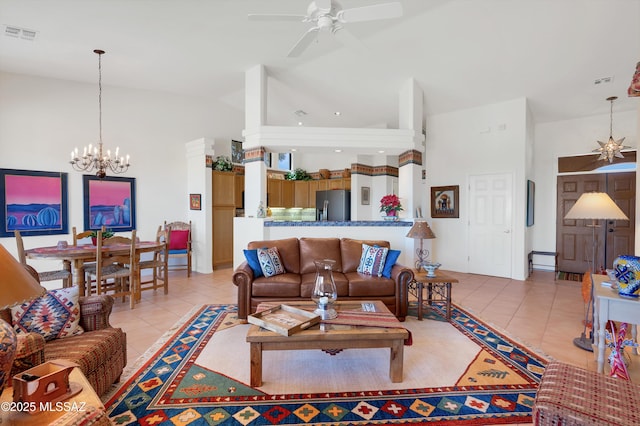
[264,220,412,227]
[234,217,419,269]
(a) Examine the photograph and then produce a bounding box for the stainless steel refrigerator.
[316,190,350,221]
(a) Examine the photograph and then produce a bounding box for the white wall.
[0,72,243,271]
[425,98,528,279]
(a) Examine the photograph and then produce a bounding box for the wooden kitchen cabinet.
[212,206,235,269]
[212,171,235,206]
[294,181,310,207]
[329,178,351,190]
[234,174,244,209]
[282,180,294,207]
[212,170,235,270]
[267,178,282,207]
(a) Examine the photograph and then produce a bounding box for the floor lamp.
[563,192,629,352]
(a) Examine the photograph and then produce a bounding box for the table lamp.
[564,192,628,352]
[406,220,436,270]
[0,243,46,392]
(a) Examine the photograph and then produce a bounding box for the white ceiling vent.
[594,76,613,85]
[4,25,37,41]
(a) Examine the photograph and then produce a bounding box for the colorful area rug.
[557,271,584,282]
[105,304,547,425]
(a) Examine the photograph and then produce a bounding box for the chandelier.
[593,96,629,163]
[70,49,130,179]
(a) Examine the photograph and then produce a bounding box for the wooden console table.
[593,274,640,373]
[409,270,459,321]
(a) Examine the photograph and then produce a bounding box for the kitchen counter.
[264,220,412,227]
[234,217,420,269]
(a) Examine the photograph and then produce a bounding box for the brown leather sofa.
[233,237,414,321]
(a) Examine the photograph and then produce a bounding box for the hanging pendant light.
[593,96,629,163]
[70,49,130,178]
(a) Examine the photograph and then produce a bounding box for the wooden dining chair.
[14,230,72,288]
[86,230,136,309]
[72,226,95,246]
[164,220,192,277]
[138,226,169,297]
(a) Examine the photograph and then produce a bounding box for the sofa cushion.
[341,239,391,273]
[299,238,342,274]
[357,244,389,277]
[248,238,300,274]
[382,249,402,278]
[257,247,286,277]
[12,286,84,341]
[346,272,396,297]
[243,249,263,278]
[252,273,301,297]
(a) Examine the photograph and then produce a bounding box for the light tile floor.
[107,268,635,424]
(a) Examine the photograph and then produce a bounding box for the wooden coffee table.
[246,300,408,387]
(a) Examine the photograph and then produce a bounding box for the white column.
[398,78,424,221]
[244,64,268,220]
[186,137,214,274]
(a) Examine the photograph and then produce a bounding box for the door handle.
[608,229,614,233]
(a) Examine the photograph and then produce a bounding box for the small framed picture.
[190,193,201,210]
[361,186,370,205]
[431,185,459,218]
[231,140,244,164]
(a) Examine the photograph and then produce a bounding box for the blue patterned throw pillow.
[12,286,84,341]
[257,247,286,277]
[357,244,389,277]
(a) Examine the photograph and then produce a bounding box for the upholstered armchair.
[1,265,127,397]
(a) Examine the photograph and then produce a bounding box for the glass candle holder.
[312,259,338,320]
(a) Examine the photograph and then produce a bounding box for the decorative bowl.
[422,262,442,277]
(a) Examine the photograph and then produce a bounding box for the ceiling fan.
[248,0,403,57]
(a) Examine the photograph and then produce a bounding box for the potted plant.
[380,194,403,220]
[213,155,233,171]
[89,229,114,245]
[285,168,312,181]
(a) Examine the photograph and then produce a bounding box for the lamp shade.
[406,220,436,239]
[564,192,629,221]
[0,243,46,310]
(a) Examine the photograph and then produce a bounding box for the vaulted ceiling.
[1,0,638,130]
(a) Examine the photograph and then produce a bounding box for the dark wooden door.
[556,172,635,273]
[605,172,636,267]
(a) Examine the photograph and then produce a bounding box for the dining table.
[25,240,165,302]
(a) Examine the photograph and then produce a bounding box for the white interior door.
[468,173,513,278]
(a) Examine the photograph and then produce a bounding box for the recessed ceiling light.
[291,148,297,152]
[378,150,385,153]
[298,121,303,126]
[334,111,341,116]
[335,149,342,153]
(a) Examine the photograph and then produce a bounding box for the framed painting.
[361,186,370,205]
[83,175,136,232]
[231,140,244,164]
[526,180,535,226]
[0,168,69,237]
[431,185,459,218]
[190,193,201,210]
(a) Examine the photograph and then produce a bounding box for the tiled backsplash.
[269,208,316,221]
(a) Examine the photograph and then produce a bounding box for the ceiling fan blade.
[287,27,320,57]
[332,26,366,53]
[338,2,403,23]
[248,14,306,22]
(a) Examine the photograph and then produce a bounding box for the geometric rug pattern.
[105,304,547,425]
